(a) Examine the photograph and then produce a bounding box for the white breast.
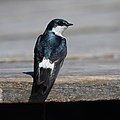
[52,25,67,37]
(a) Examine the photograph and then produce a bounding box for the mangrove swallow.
[33,18,73,102]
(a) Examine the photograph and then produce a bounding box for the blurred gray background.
[0,0,120,61]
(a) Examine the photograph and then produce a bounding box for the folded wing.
[34,35,67,96]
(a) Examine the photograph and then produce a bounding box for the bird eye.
[62,21,66,24]
[58,21,67,26]
[58,21,64,26]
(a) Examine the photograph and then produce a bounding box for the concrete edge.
[0,75,120,83]
[0,75,120,102]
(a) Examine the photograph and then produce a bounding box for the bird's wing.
[48,37,66,61]
[34,35,44,85]
[44,38,67,93]
[34,35,67,97]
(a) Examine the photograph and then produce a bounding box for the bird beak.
[67,23,73,26]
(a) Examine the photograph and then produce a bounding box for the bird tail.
[30,61,63,102]
[39,68,51,90]
[30,67,52,103]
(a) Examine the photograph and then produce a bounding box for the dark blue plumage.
[30,18,73,102]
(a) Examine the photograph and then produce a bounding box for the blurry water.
[0,0,120,60]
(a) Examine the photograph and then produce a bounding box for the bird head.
[45,18,73,37]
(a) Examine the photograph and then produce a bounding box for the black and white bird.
[30,18,73,102]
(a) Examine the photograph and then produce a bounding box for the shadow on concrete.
[0,101,120,120]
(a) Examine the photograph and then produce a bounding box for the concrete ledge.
[0,75,120,103]
[1,58,120,103]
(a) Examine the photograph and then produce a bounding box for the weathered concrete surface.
[0,57,120,103]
